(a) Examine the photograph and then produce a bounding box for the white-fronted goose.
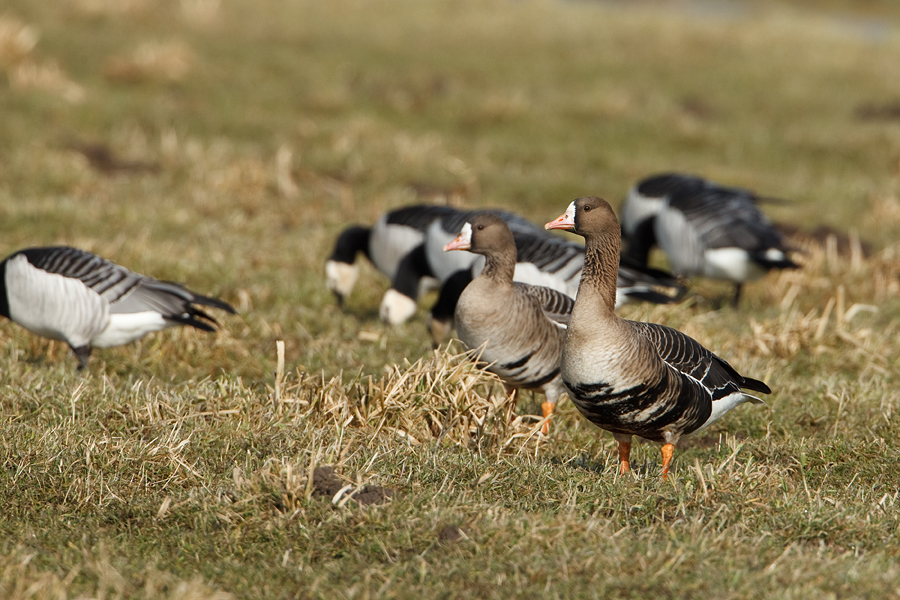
[546,198,769,479]
[621,173,797,306]
[444,214,574,434]
[0,246,235,369]
[396,208,682,344]
[325,204,460,314]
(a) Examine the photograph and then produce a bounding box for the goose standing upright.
[0,246,236,369]
[546,198,769,478]
[620,173,797,306]
[444,214,574,434]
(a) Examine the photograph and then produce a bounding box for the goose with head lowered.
[546,198,769,479]
[444,213,574,434]
[325,204,460,312]
[621,173,798,306]
[0,246,236,369]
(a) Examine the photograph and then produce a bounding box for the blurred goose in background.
[444,214,574,434]
[620,172,798,306]
[325,204,460,311]
[0,246,236,369]
[546,198,769,479]
[396,207,683,344]
[381,207,551,327]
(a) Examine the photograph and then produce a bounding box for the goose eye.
[477,224,484,230]
[583,205,592,212]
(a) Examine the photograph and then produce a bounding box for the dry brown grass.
[2,0,900,597]
[104,40,194,83]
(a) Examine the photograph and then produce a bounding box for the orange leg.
[540,402,555,435]
[660,443,675,480]
[617,439,632,474]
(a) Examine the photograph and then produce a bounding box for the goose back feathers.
[0,246,235,369]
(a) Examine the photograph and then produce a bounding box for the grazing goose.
[0,246,236,369]
[444,214,573,434]
[325,204,460,313]
[546,198,769,479]
[621,173,797,306]
[382,207,561,328]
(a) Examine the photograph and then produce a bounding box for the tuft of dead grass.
[0,14,85,103]
[272,345,550,456]
[3,0,900,597]
[0,15,37,68]
[104,39,193,83]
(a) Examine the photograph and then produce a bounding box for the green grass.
[2,0,900,597]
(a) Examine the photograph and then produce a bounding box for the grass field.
[2,0,900,597]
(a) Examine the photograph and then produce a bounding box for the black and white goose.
[444,214,574,434]
[620,173,798,306]
[325,204,460,314]
[546,198,769,479]
[395,208,682,344]
[379,207,562,328]
[0,246,236,369]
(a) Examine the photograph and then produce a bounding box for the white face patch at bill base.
[442,222,473,253]
[545,203,576,230]
[459,222,472,244]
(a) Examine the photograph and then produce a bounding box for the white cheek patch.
[325,260,359,299]
[379,289,418,325]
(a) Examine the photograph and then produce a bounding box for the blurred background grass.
[1,0,900,598]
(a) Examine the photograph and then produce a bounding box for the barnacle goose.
[620,173,798,305]
[0,246,235,369]
[325,204,459,310]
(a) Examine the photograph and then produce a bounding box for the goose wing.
[633,173,707,200]
[629,321,771,399]
[19,247,235,329]
[515,283,574,327]
[19,246,143,304]
[384,205,462,231]
[665,186,786,252]
[111,279,235,330]
[512,228,584,275]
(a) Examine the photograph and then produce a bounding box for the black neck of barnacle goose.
[330,226,371,263]
[578,228,621,314]
[479,243,516,284]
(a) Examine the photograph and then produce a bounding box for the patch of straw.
[0,15,38,68]
[105,40,193,83]
[8,59,86,103]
